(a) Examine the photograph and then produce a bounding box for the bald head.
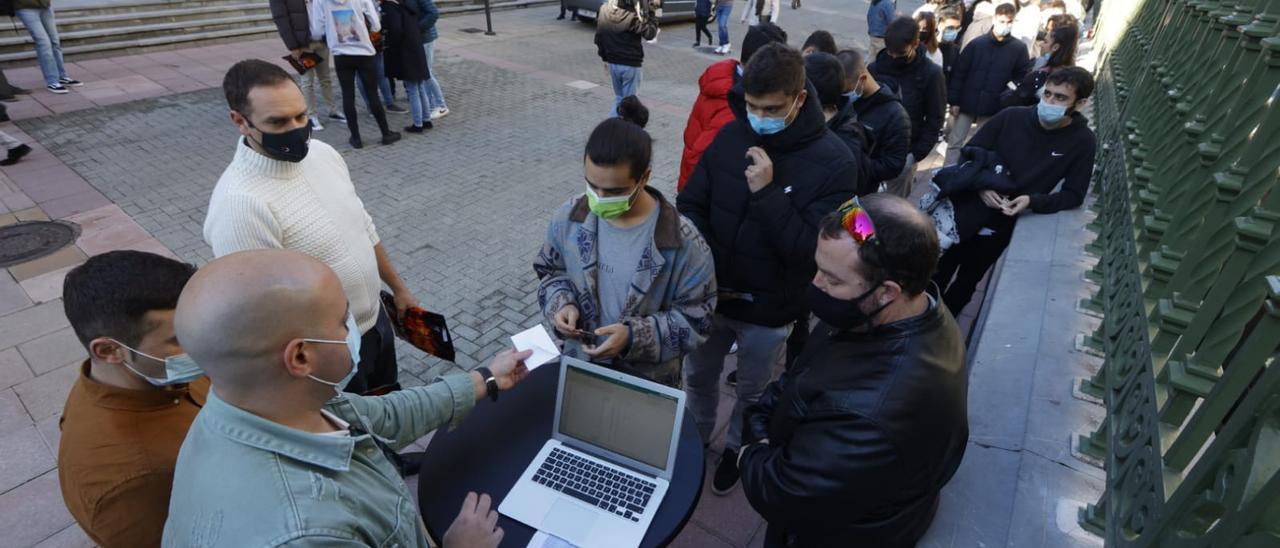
[175,249,349,389]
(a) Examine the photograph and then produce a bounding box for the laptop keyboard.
[533,447,657,522]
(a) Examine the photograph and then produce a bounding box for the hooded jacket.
[379,0,429,81]
[677,81,858,327]
[948,32,1032,116]
[826,97,874,196]
[869,46,948,161]
[679,59,740,191]
[310,0,381,57]
[852,84,911,187]
[738,302,969,547]
[594,0,659,68]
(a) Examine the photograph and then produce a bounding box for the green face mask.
[586,183,638,220]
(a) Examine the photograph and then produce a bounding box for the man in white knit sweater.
[205,59,419,397]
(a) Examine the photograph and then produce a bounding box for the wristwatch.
[475,367,499,402]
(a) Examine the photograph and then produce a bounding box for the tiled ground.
[0,0,1106,546]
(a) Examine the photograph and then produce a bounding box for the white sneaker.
[309,116,324,131]
[431,107,450,120]
[714,45,724,54]
[723,44,732,55]
[646,28,661,44]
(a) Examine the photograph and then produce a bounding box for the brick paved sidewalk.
[0,1,1059,546]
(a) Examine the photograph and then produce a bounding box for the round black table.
[418,360,705,547]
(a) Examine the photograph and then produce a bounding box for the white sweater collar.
[232,138,305,180]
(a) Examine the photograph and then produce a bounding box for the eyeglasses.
[837,197,878,245]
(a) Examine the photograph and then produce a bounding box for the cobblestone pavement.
[0,0,964,545]
[15,2,895,386]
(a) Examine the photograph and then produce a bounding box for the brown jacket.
[57,361,209,548]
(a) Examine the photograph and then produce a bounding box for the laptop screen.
[558,365,679,470]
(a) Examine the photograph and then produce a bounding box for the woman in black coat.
[380,0,433,132]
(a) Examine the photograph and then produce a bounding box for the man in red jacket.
[678,22,787,191]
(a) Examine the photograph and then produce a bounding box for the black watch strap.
[475,367,499,402]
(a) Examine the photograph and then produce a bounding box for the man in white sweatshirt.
[205,59,420,400]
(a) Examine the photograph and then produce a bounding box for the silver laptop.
[499,357,686,548]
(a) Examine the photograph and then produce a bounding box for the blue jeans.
[607,63,641,117]
[404,80,429,126]
[715,5,732,46]
[683,313,791,451]
[356,52,396,108]
[423,40,447,111]
[16,8,68,87]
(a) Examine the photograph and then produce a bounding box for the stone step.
[0,14,268,48]
[0,3,270,37]
[0,24,278,65]
[0,0,555,66]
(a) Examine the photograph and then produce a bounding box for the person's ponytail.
[584,96,653,179]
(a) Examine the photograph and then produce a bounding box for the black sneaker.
[712,449,740,496]
[381,131,401,145]
[329,112,347,123]
[58,77,84,87]
[726,370,737,387]
[349,135,364,149]
[1,144,32,166]
[47,84,69,94]
[385,102,409,114]
[404,124,426,134]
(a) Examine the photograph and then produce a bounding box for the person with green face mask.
[533,96,718,388]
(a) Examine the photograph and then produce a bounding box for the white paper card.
[511,324,560,370]
[527,531,578,548]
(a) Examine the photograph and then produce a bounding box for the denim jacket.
[534,188,717,386]
[162,374,476,547]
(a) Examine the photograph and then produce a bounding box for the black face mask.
[806,282,891,331]
[245,118,311,163]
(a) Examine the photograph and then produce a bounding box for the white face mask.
[303,313,362,397]
[112,340,204,386]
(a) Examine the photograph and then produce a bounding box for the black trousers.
[334,54,391,141]
[344,304,400,395]
[694,15,713,44]
[933,214,1017,316]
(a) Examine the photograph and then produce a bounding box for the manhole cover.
[0,221,80,267]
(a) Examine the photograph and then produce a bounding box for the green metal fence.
[1072,0,1280,545]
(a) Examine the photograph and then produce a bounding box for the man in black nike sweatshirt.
[933,66,1096,315]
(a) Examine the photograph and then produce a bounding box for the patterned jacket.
[535,188,717,387]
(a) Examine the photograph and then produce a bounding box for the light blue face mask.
[844,78,864,102]
[1037,100,1069,125]
[304,313,362,396]
[941,28,959,42]
[114,340,204,386]
[747,96,801,136]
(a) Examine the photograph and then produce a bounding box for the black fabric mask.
[246,119,311,163]
[807,282,890,331]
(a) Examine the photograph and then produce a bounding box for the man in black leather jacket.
[738,193,969,547]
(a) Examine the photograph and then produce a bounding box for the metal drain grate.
[459,27,486,33]
[0,221,80,267]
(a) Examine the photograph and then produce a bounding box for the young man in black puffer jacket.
[678,42,857,498]
[837,48,911,196]
[944,2,1031,165]
[869,16,947,198]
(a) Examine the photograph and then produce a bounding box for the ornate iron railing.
[1072,0,1280,545]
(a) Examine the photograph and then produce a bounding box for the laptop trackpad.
[542,499,597,543]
